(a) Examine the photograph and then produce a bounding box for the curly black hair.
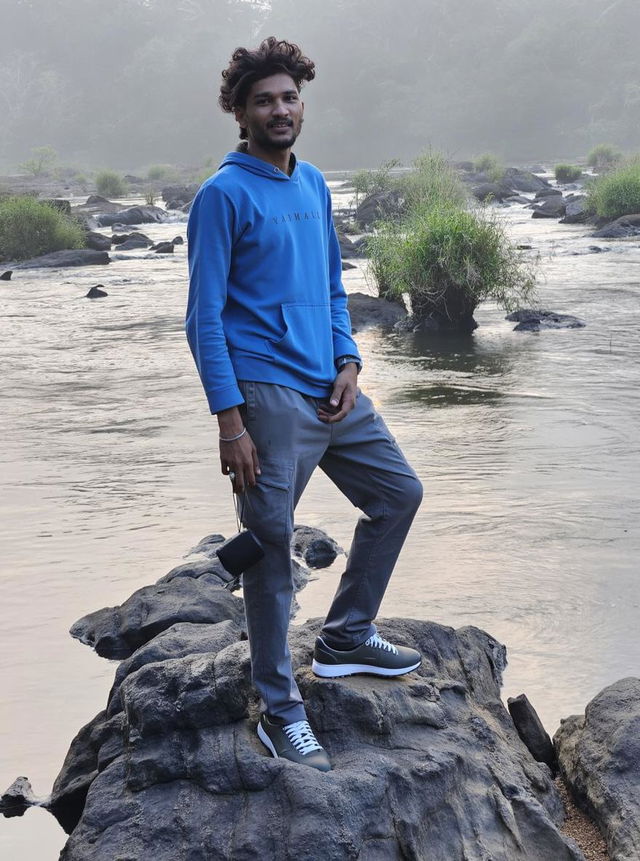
[219,37,316,139]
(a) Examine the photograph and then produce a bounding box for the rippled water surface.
[2,188,639,857]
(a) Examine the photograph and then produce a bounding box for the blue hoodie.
[185,151,361,414]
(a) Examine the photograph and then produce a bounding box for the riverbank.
[1,174,639,857]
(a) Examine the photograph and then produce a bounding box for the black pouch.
[216,486,264,588]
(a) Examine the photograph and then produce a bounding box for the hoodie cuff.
[206,383,244,415]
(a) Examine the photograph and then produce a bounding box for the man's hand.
[217,406,260,493]
[318,363,358,423]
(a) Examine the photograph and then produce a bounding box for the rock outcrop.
[53,617,582,860]
[555,677,640,861]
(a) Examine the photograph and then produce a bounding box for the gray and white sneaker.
[312,632,421,678]
[257,714,332,772]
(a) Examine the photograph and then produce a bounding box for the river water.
[1,184,639,857]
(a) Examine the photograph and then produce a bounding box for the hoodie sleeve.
[325,185,362,365]
[185,182,243,414]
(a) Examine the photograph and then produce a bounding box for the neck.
[246,140,293,175]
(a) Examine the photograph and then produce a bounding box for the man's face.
[235,72,304,151]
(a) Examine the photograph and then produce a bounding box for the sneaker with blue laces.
[257,714,332,772]
[312,632,421,678]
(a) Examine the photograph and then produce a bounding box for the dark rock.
[292,525,343,569]
[55,617,582,861]
[453,160,474,172]
[85,195,111,206]
[534,188,563,200]
[0,777,39,818]
[337,229,368,259]
[161,184,198,206]
[505,194,532,205]
[1,270,12,280]
[592,213,640,239]
[110,233,129,245]
[560,197,590,224]
[508,694,557,772]
[86,285,107,298]
[348,291,407,332]
[342,261,356,270]
[532,197,566,219]
[506,309,585,331]
[151,241,174,254]
[503,167,551,193]
[106,620,243,718]
[555,677,640,861]
[84,231,111,251]
[186,533,226,557]
[69,577,245,659]
[10,249,110,269]
[354,188,406,229]
[48,710,125,834]
[172,235,184,245]
[116,237,151,251]
[517,244,534,250]
[42,198,71,215]
[96,205,168,227]
[472,182,512,202]
[397,310,478,334]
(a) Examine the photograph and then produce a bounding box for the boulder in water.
[506,309,585,331]
[348,291,407,332]
[1,270,12,281]
[555,677,640,861]
[532,197,566,218]
[10,249,110,269]
[84,231,111,251]
[86,285,107,298]
[592,213,640,238]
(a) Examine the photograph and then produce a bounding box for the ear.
[234,107,247,131]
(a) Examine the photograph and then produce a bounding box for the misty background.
[2,0,639,173]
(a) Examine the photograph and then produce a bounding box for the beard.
[250,118,303,151]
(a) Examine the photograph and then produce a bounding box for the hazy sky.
[2,0,639,171]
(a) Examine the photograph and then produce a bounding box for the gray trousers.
[238,382,423,724]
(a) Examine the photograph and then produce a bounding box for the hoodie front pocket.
[265,303,333,377]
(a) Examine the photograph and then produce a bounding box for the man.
[186,37,423,773]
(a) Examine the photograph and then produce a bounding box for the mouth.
[269,121,293,131]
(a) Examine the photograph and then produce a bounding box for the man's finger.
[329,380,345,407]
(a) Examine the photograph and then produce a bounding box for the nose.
[272,98,289,117]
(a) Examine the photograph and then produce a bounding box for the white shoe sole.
[257,723,278,758]
[311,658,421,678]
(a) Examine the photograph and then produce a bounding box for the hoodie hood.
[219,150,297,181]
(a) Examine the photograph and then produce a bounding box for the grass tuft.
[587,157,640,219]
[0,196,86,261]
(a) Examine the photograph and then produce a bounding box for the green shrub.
[147,164,180,182]
[351,159,401,205]
[18,146,58,177]
[587,144,622,172]
[473,153,505,182]
[401,152,468,211]
[555,164,583,183]
[144,189,156,206]
[587,158,640,219]
[0,196,86,261]
[368,202,535,322]
[95,170,128,198]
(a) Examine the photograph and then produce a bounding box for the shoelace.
[365,633,399,655]
[283,720,323,756]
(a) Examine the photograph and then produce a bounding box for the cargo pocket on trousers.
[242,461,293,545]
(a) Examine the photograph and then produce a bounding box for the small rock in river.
[506,309,585,331]
[152,241,174,254]
[172,235,184,245]
[1,270,12,281]
[86,285,108,298]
